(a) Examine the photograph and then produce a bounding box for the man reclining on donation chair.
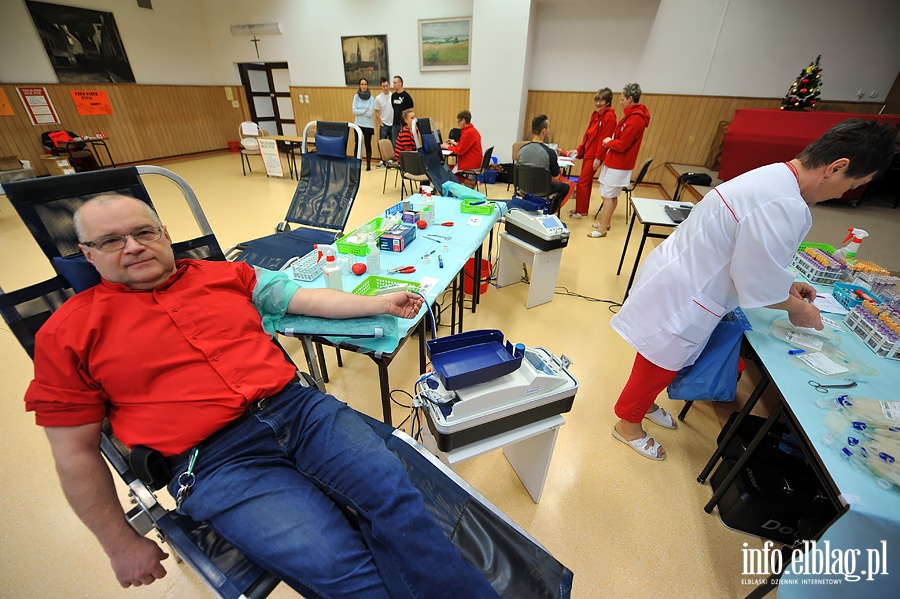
[24,194,499,598]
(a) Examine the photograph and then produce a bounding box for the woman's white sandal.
[644,407,677,429]
[612,428,666,460]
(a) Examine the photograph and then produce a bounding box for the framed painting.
[341,35,389,86]
[418,17,471,71]
[25,1,136,83]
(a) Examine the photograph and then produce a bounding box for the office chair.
[594,157,652,222]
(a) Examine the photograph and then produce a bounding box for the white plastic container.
[323,253,343,290]
[366,233,381,275]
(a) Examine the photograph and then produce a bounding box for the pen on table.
[422,249,436,259]
[438,255,443,269]
[788,349,806,355]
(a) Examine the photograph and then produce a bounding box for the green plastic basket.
[798,242,836,254]
[460,200,496,215]
[351,276,421,296]
[336,217,385,256]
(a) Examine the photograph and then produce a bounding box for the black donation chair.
[413,117,460,196]
[1,167,575,599]
[227,121,363,270]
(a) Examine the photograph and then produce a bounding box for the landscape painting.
[418,18,471,71]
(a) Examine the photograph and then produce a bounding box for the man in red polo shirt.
[24,194,499,598]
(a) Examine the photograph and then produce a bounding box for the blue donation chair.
[414,117,458,194]
[227,121,363,271]
[1,168,574,599]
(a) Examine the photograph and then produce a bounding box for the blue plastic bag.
[666,308,752,402]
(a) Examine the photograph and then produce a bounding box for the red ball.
[417,219,428,229]
[351,263,367,275]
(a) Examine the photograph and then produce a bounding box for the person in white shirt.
[373,77,393,168]
[609,119,897,461]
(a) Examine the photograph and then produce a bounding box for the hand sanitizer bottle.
[366,233,381,275]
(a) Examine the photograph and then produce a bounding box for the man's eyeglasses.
[81,226,164,252]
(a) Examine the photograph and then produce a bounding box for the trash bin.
[482,170,498,185]
[227,141,241,152]
[464,258,491,295]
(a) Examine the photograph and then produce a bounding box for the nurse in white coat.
[609,119,898,460]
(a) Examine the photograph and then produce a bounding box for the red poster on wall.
[70,90,114,116]
[0,89,14,116]
[16,86,60,125]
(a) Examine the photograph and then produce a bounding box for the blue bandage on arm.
[252,266,303,336]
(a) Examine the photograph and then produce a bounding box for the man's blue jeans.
[379,124,391,140]
[168,383,497,598]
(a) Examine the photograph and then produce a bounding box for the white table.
[617,197,692,300]
[421,415,566,503]
[496,232,564,308]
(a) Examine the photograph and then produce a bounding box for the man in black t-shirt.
[390,75,414,146]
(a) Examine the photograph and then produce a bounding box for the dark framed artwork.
[341,35,388,86]
[26,1,136,83]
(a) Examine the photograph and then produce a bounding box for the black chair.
[228,121,362,270]
[1,168,575,599]
[399,151,429,200]
[514,164,563,216]
[594,157,653,221]
[40,130,100,173]
[459,146,494,194]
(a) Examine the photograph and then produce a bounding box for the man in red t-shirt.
[24,195,498,597]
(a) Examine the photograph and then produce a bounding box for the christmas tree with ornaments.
[780,55,822,110]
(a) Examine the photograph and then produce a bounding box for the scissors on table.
[387,265,416,274]
[808,379,857,393]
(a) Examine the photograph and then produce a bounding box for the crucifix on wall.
[229,23,282,59]
[250,35,261,58]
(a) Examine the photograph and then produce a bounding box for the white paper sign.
[814,294,849,315]
[258,138,284,178]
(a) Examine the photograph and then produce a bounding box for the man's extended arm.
[287,289,423,320]
[45,424,169,588]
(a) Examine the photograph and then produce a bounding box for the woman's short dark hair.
[359,78,368,86]
[457,110,472,124]
[594,87,613,105]
[531,114,549,135]
[797,119,898,179]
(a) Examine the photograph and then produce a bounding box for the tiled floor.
[0,152,769,598]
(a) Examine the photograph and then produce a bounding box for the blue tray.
[426,330,522,390]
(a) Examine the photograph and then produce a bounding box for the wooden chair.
[378,138,401,193]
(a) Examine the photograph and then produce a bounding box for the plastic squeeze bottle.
[321,247,343,290]
[833,228,869,260]
[366,233,381,275]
